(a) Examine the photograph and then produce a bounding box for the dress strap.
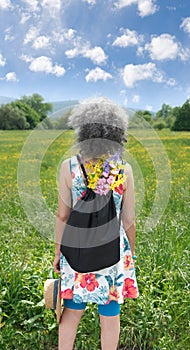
[76,154,88,185]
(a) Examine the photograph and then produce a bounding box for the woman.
[53,97,138,350]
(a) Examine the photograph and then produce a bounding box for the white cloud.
[66,45,107,65]
[24,26,39,44]
[113,28,144,47]
[166,6,176,11]
[85,67,112,82]
[6,72,18,82]
[64,29,76,40]
[20,13,31,24]
[84,47,107,65]
[145,33,190,61]
[137,46,144,56]
[0,53,6,66]
[114,0,137,9]
[52,28,76,44]
[180,17,190,35]
[51,64,66,77]
[0,0,11,9]
[132,94,140,103]
[138,0,158,17]
[178,47,190,61]
[28,56,65,77]
[22,0,39,11]
[114,0,158,17]
[33,36,50,49]
[4,27,15,41]
[65,48,79,59]
[122,62,164,87]
[41,0,61,16]
[167,78,176,86]
[145,105,153,111]
[83,0,96,4]
[20,54,33,63]
[145,34,179,60]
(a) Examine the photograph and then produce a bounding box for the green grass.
[0,129,190,349]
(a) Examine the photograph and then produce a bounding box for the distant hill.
[49,100,78,119]
[0,96,15,106]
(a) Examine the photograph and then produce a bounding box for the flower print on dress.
[75,272,99,292]
[61,288,73,299]
[122,278,138,298]
[107,286,120,302]
[123,255,133,270]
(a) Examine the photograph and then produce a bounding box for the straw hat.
[44,279,63,323]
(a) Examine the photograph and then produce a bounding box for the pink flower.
[122,278,138,298]
[107,175,115,184]
[96,183,110,195]
[103,171,109,178]
[97,178,106,185]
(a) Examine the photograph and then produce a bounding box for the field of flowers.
[0,129,189,350]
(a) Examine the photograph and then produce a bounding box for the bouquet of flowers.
[86,152,126,195]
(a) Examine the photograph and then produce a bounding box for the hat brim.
[44,279,63,323]
[55,279,63,323]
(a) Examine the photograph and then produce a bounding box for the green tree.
[11,101,40,129]
[153,120,167,130]
[172,99,190,131]
[155,103,175,128]
[129,110,153,128]
[20,93,52,121]
[55,110,72,129]
[0,104,29,130]
[136,110,153,124]
[156,103,172,119]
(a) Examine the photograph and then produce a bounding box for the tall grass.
[0,129,189,349]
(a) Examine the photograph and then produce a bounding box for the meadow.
[0,129,189,350]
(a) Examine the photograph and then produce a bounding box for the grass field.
[0,129,189,350]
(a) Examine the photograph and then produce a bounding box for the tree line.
[0,94,190,131]
[132,99,190,131]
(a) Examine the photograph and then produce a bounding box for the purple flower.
[103,161,110,177]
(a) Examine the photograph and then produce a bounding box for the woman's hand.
[53,255,61,274]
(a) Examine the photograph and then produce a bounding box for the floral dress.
[60,156,139,304]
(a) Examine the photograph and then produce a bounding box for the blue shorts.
[64,299,120,317]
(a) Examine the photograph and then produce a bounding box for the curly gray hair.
[68,97,128,158]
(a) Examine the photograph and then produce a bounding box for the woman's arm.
[121,163,136,256]
[54,160,72,273]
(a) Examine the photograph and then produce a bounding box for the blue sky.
[0,0,190,111]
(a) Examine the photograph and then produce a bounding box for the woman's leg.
[58,300,86,350]
[99,315,120,350]
[98,301,120,350]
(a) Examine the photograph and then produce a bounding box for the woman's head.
[68,97,128,158]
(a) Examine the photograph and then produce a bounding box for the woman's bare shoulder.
[59,158,71,178]
[123,161,133,175]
